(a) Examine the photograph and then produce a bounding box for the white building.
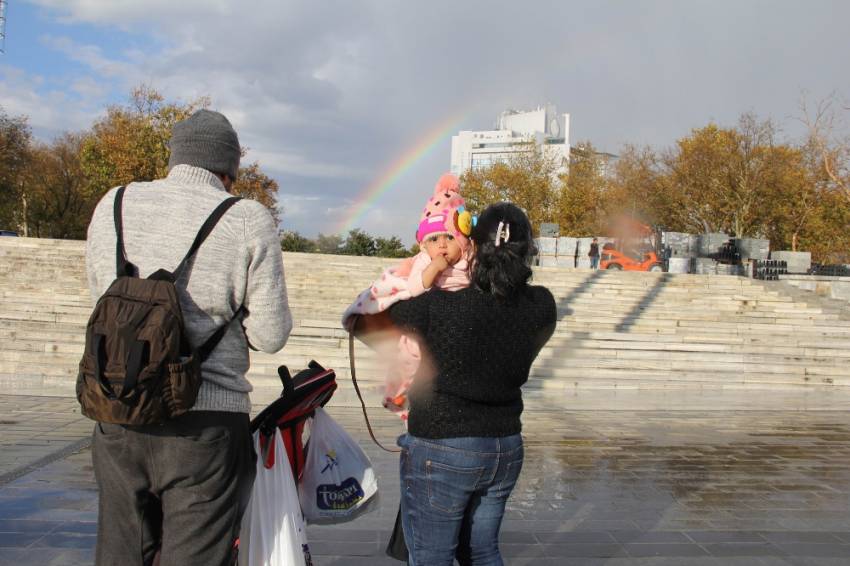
[450,104,570,176]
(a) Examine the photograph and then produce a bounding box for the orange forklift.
[599,218,665,272]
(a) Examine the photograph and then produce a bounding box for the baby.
[342,173,473,420]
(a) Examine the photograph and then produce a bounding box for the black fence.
[715,240,742,265]
[753,259,788,281]
[808,264,850,277]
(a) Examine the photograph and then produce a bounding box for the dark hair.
[470,202,537,301]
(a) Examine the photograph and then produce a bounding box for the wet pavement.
[2,391,850,565]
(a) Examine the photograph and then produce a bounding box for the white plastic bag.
[298,408,379,524]
[239,428,312,566]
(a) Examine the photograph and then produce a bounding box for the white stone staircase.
[2,237,849,408]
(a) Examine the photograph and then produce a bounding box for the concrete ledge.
[780,274,850,303]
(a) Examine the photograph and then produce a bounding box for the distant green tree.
[408,243,421,255]
[280,230,315,252]
[315,233,344,254]
[342,229,377,256]
[375,236,408,258]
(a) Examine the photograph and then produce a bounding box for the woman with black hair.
[389,202,557,565]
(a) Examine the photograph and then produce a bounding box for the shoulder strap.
[196,306,245,362]
[112,187,134,277]
[174,196,241,362]
[173,197,241,281]
[348,316,401,453]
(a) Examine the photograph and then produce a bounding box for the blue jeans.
[398,433,523,566]
[590,255,600,269]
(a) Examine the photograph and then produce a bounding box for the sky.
[2,0,850,242]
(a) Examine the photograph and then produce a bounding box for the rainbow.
[335,112,467,235]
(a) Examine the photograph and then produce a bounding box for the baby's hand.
[431,254,450,272]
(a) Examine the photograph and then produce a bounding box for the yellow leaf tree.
[554,142,609,236]
[459,144,559,234]
[231,161,281,225]
[80,85,209,198]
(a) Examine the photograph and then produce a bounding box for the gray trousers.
[92,411,256,566]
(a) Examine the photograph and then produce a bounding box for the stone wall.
[779,274,850,303]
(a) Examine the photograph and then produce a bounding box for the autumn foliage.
[3,92,850,262]
[0,86,279,239]
[460,112,850,263]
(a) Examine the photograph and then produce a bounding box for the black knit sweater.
[389,285,557,439]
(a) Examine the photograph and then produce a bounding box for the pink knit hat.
[415,173,472,250]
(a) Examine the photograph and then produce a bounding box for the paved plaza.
[1,391,850,565]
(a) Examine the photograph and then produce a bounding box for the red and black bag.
[250,361,337,481]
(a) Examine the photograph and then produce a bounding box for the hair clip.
[495,221,510,247]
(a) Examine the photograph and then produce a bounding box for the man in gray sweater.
[85,109,291,565]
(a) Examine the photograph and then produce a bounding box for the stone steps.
[6,352,846,387]
[2,304,836,328]
[6,324,850,359]
[3,237,850,394]
[0,356,850,389]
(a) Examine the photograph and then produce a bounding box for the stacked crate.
[735,238,770,262]
[698,233,730,257]
[536,237,558,267]
[575,237,594,269]
[663,232,697,273]
[663,232,698,259]
[556,237,577,267]
[771,251,812,274]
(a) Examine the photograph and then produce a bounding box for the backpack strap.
[172,197,242,281]
[196,308,244,362]
[172,196,242,362]
[112,187,135,277]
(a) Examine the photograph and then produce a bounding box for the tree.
[23,134,91,239]
[762,144,816,252]
[0,107,31,232]
[804,190,850,263]
[3,89,284,240]
[232,162,280,225]
[79,85,279,222]
[554,142,609,236]
[79,85,208,199]
[315,233,344,254]
[605,144,668,229]
[280,230,315,252]
[374,236,408,258]
[659,115,788,238]
[799,94,850,204]
[342,228,377,256]
[460,144,560,234]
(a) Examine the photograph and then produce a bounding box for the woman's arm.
[351,310,399,349]
[531,287,558,357]
[389,293,432,335]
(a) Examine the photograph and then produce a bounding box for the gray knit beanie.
[168,109,241,180]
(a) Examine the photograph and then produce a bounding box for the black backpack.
[77,186,241,424]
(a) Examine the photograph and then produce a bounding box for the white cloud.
[0,65,102,135]
[9,0,850,239]
[247,149,366,180]
[26,0,228,26]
